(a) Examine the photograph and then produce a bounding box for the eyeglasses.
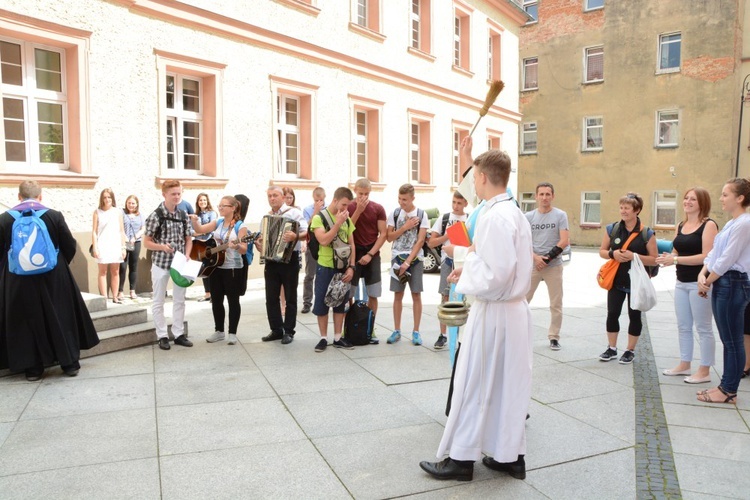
[218,204,232,208]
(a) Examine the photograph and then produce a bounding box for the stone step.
[81,321,189,359]
[90,305,148,331]
[82,292,107,313]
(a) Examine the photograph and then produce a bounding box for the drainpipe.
[736,74,750,178]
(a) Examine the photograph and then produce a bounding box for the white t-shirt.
[430,213,468,262]
[386,207,430,259]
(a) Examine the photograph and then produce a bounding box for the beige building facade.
[518,0,749,247]
[0,0,528,292]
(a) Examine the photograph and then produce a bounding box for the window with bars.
[165,74,202,171]
[1,38,67,168]
[584,46,603,83]
[656,110,679,147]
[658,32,681,72]
[523,57,538,90]
[583,116,603,151]
[581,192,601,224]
[521,122,537,154]
[654,191,678,227]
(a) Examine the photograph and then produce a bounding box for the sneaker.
[158,337,171,350]
[599,347,617,362]
[206,331,225,343]
[619,350,635,364]
[301,305,311,314]
[434,335,447,349]
[549,340,561,351]
[387,330,401,344]
[333,338,354,349]
[227,334,237,345]
[315,338,328,352]
[369,330,380,345]
[412,331,423,346]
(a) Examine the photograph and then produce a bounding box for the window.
[656,110,679,148]
[350,95,382,182]
[488,25,502,81]
[270,76,318,180]
[658,32,681,73]
[522,57,538,90]
[583,116,603,151]
[452,124,469,186]
[521,122,537,154]
[654,191,678,227]
[487,130,502,151]
[165,74,202,171]
[409,0,431,54]
[357,0,367,26]
[520,192,536,212]
[1,38,67,169]
[453,3,472,72]
[584,0,604,11]
[584,46,603,83]
[523,0,538,23]
[409,110,432,184]
[353,0,381,34]
[581,192,601,224]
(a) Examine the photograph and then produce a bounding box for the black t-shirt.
[673,219,716,283]
[608,218,651,288]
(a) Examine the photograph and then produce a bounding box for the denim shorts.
[313,265,348,316]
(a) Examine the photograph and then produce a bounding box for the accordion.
[259,215,299,264]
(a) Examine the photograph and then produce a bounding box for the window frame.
[655,109,680,148]
[584,0,604,12]
[452,2,472,74]
[451,122,470,187]
[408,0,432,56]
[408,109,433,185]
[165,72,204,173]
[350,0,382,38]
[520,121,537,155]
[657,32,681,74]
[277,93,301,177]
[520,192,536,213]
[487,23,502,82]
[487,129,502,151]
[349,95,383,183]
[582,116,603,152]
[523,0,538,24]
[270,76,319,181]
[653,190,678,229]
[581,191,601,226]
[522,57,538,91]
[583,46,604,84]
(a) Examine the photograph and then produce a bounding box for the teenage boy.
[419,150,533,482]
[386,184,430,346]
[310,187,357,352]
[301,187,325,314]
[525,182,569,351]
[428,191,469,349]
[143,180,194,350]
[348,179,387,332]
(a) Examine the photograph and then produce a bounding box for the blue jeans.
[674,281,714,366]
[712,271,750,393]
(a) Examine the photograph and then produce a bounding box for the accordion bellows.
[259,215,299,264]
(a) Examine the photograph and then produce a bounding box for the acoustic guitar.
[190,231,260,278]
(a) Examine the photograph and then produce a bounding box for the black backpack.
[429,213,450,256]
[344,301,375,345]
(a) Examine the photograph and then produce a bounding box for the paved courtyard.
[1,249,748,499]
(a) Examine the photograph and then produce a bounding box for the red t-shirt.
[348,200,386,251]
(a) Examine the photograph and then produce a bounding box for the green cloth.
[310,209,355,268]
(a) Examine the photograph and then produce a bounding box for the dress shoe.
[25,369,44,382]
[174,335,193,347]
[282,333,294,344]
[482,455,526,480]
[301,305,311,314]
[662,368,691,376]
[419,458,473,481]
[158,338,171,350]
[61,362,80,377]
[684,375,711,384]
[262,331,284,342]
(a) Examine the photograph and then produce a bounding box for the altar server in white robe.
[419,149,534,482]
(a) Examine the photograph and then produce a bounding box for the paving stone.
[0,383,37,422]
[260,358,381,395]
[155,367,275,407]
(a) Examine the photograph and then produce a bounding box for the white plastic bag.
[629,254,657,312]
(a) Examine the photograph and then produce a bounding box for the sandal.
[743,368,750,379]
[117,293,125,301]
[130,291,137,299]
[697,386,736,404]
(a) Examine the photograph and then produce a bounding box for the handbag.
[597,229,640,290]
[125,241,135,252]
[88,244,95,257]
[629,254,657,311]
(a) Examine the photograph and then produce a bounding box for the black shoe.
[25,368,44,382]
[61,362,80,377]
[333,338,354,349]
[314,338,328,352]
[549,339,561,351]
[482,455,526,480]
[619,350,635,364]
[262,331,284,342]
[419,458,473,481]
[434,335,447,349]
[301,305,311,314]
[158,338,171,350]
[282,333,294,344]
[174,335,193,347]
[599,347,617,361]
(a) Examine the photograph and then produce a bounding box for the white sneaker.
[206,331,225,343]
[227,334,237,345]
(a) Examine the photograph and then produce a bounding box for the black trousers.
[265,252,299,336]
[118,241,141,292]
[209,267,242,334]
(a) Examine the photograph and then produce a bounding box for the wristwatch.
[348,265,356,271]
[673,256,678,266]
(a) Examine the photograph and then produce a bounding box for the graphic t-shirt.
[524,208,569,267]
[386,207,430,259]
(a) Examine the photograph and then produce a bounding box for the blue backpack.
[7,209,58,275]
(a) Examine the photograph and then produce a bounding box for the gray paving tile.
[355,351,451,385]
[153,338,257,374]
[681,490,737,500]
[0,422,13,448]
[0,408,156,475]
[392,379,451,426]
[532,362,630,404]
[157,397,305,455]
[75,345,154,379]
[155,368,274,407]
[550,389,635,444]
[160,440,349,499]
[20,374,154,420]
[0,383,37,422]
[245,335,341,367]
[669,425,750,463]
[567,358,634,387]
[260,358,381,395]
[525,448,635,499]
[664,403,748,433]
[675,452,750,498]
[283,385,433,438]
[525,401,631,469]
[404,475,548,499]
[0,458,160,500]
